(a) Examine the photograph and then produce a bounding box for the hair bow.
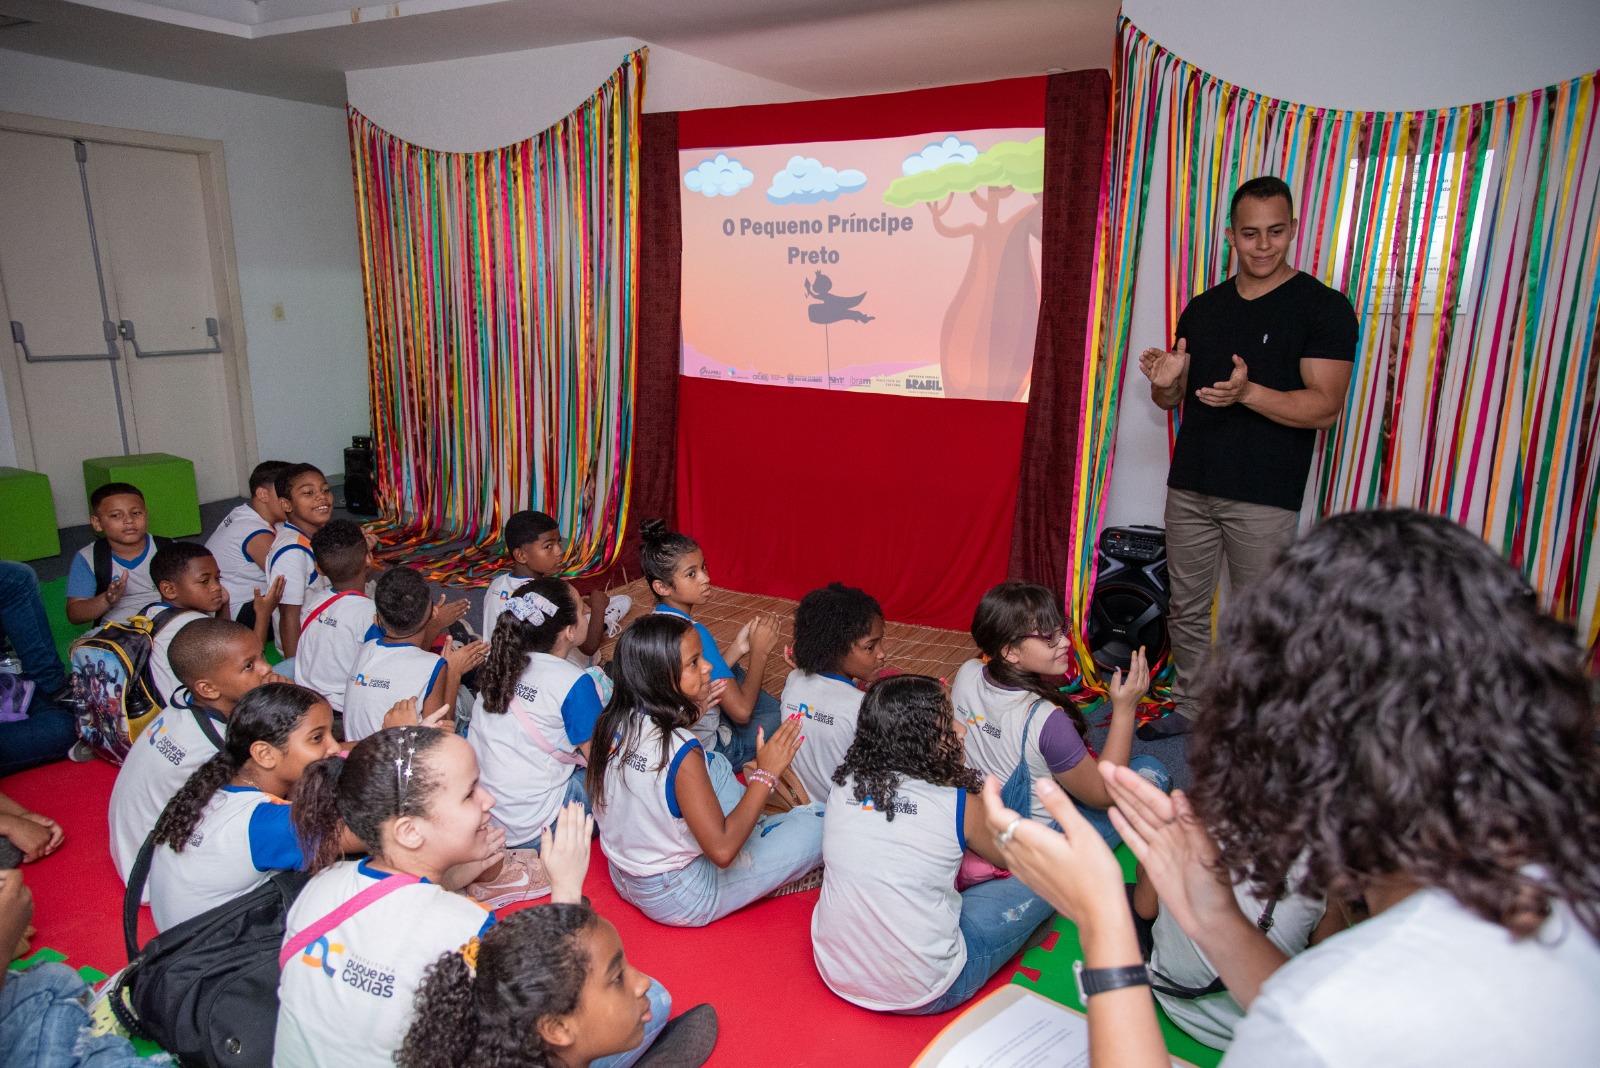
[508,590,560,625]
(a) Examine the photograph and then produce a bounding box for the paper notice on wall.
[934,992,1090,1068]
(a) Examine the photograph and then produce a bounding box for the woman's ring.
[996,817,1022,848]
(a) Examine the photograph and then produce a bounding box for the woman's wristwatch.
[1074,960,1151,1000]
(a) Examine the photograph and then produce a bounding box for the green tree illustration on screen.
[884,136,1044,402]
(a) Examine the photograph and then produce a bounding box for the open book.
[913,985,1197,1068]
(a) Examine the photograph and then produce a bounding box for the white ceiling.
[0,0,1119,107]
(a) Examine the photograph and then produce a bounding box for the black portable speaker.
[1087,525,1170,673]
[343,441,377,516]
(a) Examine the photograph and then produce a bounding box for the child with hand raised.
[639,519,782,768]
[588,613,823,927]
[953,581,1167,843]
[276,727,544,1068]
[470,578,606,849]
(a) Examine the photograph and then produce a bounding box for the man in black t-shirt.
[1137,177,1358,737]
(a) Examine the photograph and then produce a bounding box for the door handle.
[9,319,122,363]
[118,317,223,358]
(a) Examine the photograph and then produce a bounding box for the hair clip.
[508,590,560,625]
[395,730,417,805]
[461,936,481,976]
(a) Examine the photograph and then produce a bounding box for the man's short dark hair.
[312,519,370,584]
[1230,175,1294,222]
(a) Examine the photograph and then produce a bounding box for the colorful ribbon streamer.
[1067,20,1600,697]
[348,51,646,585]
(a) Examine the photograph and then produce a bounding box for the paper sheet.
[936,993,1090,1068]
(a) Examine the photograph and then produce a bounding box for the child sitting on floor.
[147,683,342,931]
[781,582,887,803]
[813,674,1048,1014]
[144,542,280,711]
[275,729,570,1067]
[107,618,281,888]
[470,577,603,849]
[399,904,716,1068]
[588,613,823,927]
[952,581,1167,843]
[293,520,380,715]
[267,463,334,662]
[639,519,781,767]
[65,483,162,626]
[482,510,630,668]
[342,567,487,742]
[205,460,290,628]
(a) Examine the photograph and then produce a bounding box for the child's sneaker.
[603,594,633,637]
[462,849,552,908]
[767,865,824,898]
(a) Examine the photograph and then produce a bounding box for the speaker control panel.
[1099,526,1164,563]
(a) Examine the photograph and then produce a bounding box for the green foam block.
[0,467,60,561]
[82,453,201,538]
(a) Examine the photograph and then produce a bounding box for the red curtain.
[1008,70,1112,592]
[674,79,1046,630]
[586,112,681,592]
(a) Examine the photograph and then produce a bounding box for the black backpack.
[111,833,309,1068]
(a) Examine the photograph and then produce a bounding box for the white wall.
[346,39,823,153]
[0,49,368,487]
[1103,0,1600,528]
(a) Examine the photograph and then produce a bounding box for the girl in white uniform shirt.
[780,582,887,802]
[278,727,676,1068]
[589,614,824,927]
[953,581,1167,843]
[812,674,1047,1014]
[471,577,604,847]
[147,682,340,931]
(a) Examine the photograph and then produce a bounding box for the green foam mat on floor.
[1010,845,1225,1068]
[41,575,284,665]
[11,947,166,1058]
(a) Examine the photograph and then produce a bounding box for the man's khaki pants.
[1163,488,1299,720]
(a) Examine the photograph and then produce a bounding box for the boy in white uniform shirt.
[107,618,281,888]
[294,520,380,714]
[65,483,162,626]
[342,566,486,742]
[780,582,887,802]
[268,464,334,662]
[482,509,629,668]
[205,460,289,627]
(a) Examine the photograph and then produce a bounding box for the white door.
[0,128,251,526]
[0,131,131,526]
[91,141,249,507]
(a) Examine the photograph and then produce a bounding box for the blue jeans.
[1060,755,1171,848]
[713,665,783,769]
[512,767,592,851]
[608,750,824,927]
[0,562,66,695]
[0,963,152,1067]
[897,876,1050,1015]
[0,561,76,777]
[592,978,670,1068]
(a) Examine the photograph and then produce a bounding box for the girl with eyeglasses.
[951,581,1168,845]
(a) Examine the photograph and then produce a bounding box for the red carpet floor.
[5,759,1020,1067]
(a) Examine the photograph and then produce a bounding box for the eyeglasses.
[1021,629,1067,648]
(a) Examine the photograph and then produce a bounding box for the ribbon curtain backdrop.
[1068,19,1600,692]
[349,51,645,582]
